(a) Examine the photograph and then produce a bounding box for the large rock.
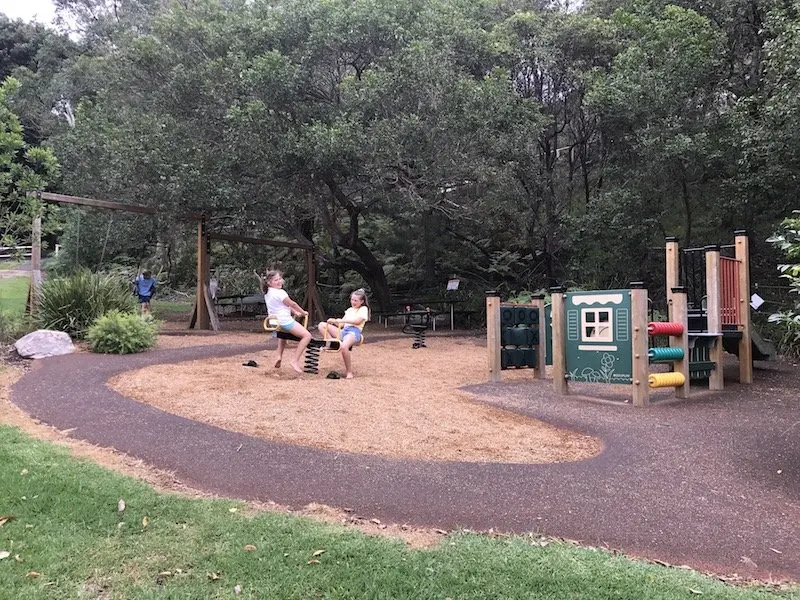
[14,330,76,359]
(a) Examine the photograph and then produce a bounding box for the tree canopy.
[1,0,798,314]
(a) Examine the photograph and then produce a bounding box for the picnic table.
[374,299,476,331]
[214,293,265,319]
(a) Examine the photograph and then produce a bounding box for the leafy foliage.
[766,213,800,357]
[0,76,61,250]
[85,309,158,354]
[37,269,138,338]
[3,0,798,312]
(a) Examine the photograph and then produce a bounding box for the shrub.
[86,310,158,354]
[37,269,138,338]
[0,310,36,345]
[767,212,800,357]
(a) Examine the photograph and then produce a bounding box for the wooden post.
[26,214,42,315]
[705,246,724,391]
[486,292,501,382]
[669,287,691,399]
[630,283,650,407]
[665,236,680,307]
[192,215,212,330]
[550,287,568,395]
[735,230,752,384]
[531,293,546,380]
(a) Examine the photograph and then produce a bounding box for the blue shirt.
[136,275,156,297]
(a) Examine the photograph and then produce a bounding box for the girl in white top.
[262,270,312,374]
[317,288,370,379]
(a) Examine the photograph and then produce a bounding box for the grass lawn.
[0,260,23,271]
[0,425,796,599]
[0,276,29,314]
[151,298,193,321]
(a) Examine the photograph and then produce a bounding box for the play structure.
[486,294,547,382]
[24,192,166,314]
[486,231,776,407]
[192,220,324,330]
[401,309,434,348]
[549,284,701,406]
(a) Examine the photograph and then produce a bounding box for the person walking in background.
[135,270,157,316]
[317,288,369,379]
[262,269,312,374]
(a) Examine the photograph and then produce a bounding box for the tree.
[767,212,800,356]
[0,77,61,249]
[0,17,77,145]
[585,5,728,246]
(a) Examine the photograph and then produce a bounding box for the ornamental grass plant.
[37,269,137,338]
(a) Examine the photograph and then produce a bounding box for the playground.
[112,333,602,464]
[5,224,799,582]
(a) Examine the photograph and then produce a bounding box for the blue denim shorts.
[341,325,362,343]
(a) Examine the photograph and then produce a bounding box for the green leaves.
[767,213,800,357]
[86,309,158,354]
[0,76,61,248]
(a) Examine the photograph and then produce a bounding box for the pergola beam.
[207,232,312,250]
[34,192,157,215]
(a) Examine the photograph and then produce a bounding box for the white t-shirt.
[343,306,369,331]
[265,288,293,326]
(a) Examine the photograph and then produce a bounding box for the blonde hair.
[260,269,282,293]
[351,288,370,318]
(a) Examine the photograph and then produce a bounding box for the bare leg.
[317,322,341,346]
[274,338,286,368]
[288,322,312,374]
[340,335,357,378]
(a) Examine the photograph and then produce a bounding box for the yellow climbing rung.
[648,372,686,389]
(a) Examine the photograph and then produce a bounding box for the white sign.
[446,279,460,291]
[750,293,765,310]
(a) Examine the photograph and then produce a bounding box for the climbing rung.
[648,372,686,388]
[689,361,715,372]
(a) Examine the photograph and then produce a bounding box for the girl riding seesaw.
[262,270,370,379]
[261,269,312,374]
[317,288,370,379]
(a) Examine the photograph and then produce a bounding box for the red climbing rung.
[647,321,684,336]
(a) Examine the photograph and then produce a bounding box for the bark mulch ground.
[9,339,800,584]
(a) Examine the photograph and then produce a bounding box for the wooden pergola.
[26,192,323,330]
[192,219,323,330]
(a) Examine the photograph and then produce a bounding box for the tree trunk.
[340,237,392,312]
[320,178,393,311]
